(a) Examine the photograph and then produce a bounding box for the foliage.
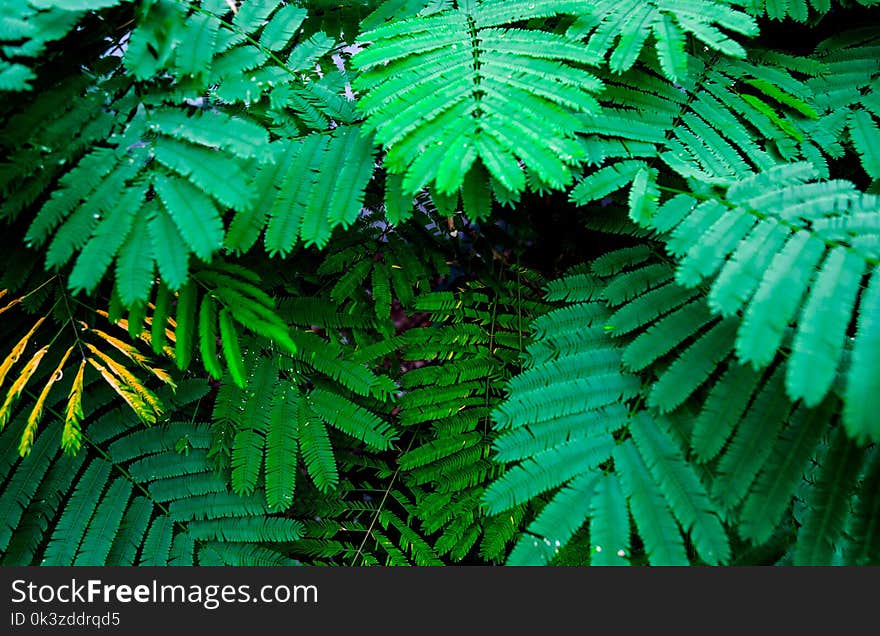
[1,0,879,566]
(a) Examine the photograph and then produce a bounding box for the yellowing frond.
[86,342,163,419]
[0,345,50,430]
[86,357,157,425]
[147,366,177,389]
[0,315,47,391]
[0,296,21,317]
[19,345,74,456]
[89,327,151,368]
[62,359,86,455]
[88,328,176,388]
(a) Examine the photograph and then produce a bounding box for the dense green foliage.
[1,0,879,566]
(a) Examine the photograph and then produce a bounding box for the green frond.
[152,172,226,263]
[198,294,222,380]
[114,214,156,308]
[1,414,305,565]
[105,497,153,566]
[232,426,265,496]
[138,516,175,566]
[74,478,133,565]
[628,163,880,430]
[354,3,601,196]
[218,309,247,388]
[147,203,190,291]
[0,421,60,555]
[738,401,830,545]
[42,459,112,565]
[174,281,198,371]
[711,367,792,511]
[844,447,880,566]
[308,388,396,450]
[849,104,880,179]
[264,386,300,510]
[506,471,600,566]
[262,128,377,253]
[149,109,270,160]
[570,161,648,206]
[613,439,689,566]
[298,414,338,492]
[484,434,616,514]
[622,300,715,372]
[785,248,863,407]
[794,428,865,565]
[691,362,763,461]
[647,318,738,413]
[630,413,730,564]
[569,0,757,80]
[843,269,880,442]
[589,473,631,566]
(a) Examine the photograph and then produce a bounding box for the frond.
[843,269,880,441]
[298,415,339,492]
[844,446,880,566]
[613,439,689,566]
[257,127,378,254]
[0,413,303,565]
[629,413,730,564]
[588,473,631,566]
[738,401,831,544]
[353,2,601,197]
[626,163,880,438]
[570,51,821,215]
[569,0,758,80]
[794,427,865,565]
[308,388,397,450]
[506,471,600,566]
[264,386,300,510]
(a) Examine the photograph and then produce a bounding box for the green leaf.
[589,474,631,565]
[43,460,111,565]
[174,281,198,371]
[785,248,863,407]
[264,386,300,510]
[298,410,338,492]
[849,109,880,179]
[844,269,880,443]
[630,413,730,565]
[308,389,396,450]
[794,428,865,565]
[218,309,246,389]
[614,439,688,566]
[198,294,222,380]
[147,204,189,291]
[153,174,225,262]
[115,214,155,307]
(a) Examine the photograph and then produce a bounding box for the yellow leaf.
[89,328,175,387]
[0,345,49,430]
[0,296,21,317]
[147,366,177,390]
[86,358,155,425]
[90,327,150,367]
[86,344,163,421]
[0,315,46,391]
[62,359,86,455]
[19,345,74,456]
